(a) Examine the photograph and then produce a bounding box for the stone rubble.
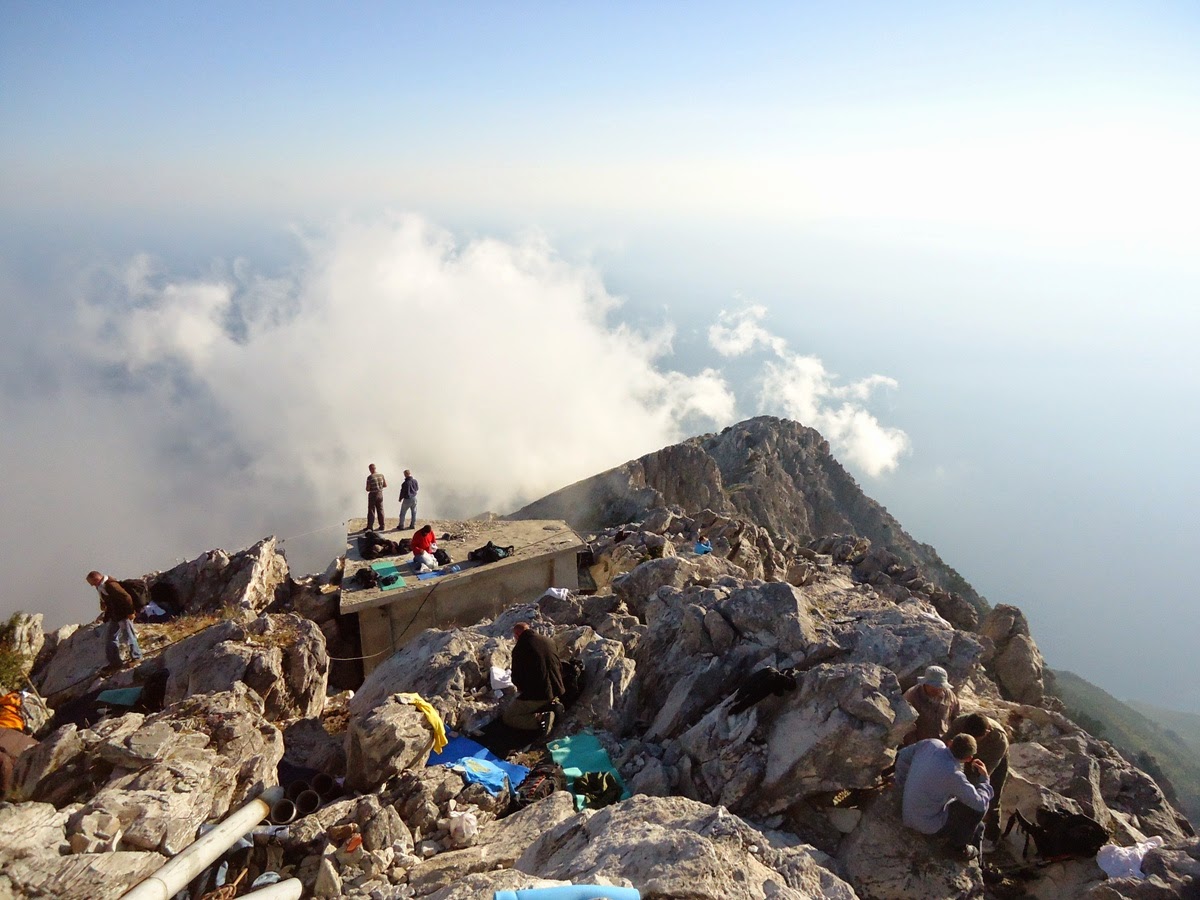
[0,418,1194,899]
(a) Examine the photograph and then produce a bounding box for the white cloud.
[707,303,788,358]
[2,216,910,628]
[709,301,910,477]
[74,212,737,530]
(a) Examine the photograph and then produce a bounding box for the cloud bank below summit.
[2,213,908,625]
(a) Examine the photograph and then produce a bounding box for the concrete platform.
[340,517,584,675]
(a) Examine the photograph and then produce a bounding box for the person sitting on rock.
[502,622,564,735]
[903,665,961,745]
[895,734,994,861]
[694,533,713,555]
[410,524,439,571]
[946,711,1010,844]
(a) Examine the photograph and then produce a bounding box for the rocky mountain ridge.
[513,416,986,618]
[0,416,1196,899]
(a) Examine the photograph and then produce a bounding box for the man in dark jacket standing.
[503,622,564,734]
[87,570,143,670]
[398,469,419,530]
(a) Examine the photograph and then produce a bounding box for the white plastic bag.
[448,810,479,848]
[1096,836,1164,879]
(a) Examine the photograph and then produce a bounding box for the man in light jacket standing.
[398,469,419,530]
[365,463,387,532]
[895,734,994,861]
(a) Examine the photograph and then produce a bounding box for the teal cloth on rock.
[546,732,631,811]
[97,687,143,707]
[369,561,407,590]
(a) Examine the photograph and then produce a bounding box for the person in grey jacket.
[895,734,994,860]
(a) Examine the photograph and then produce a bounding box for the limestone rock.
[405,792,577,895]
[513,416,987,613]
[611,554,746,618]
[516,795,858,900]
[0,611,44,678]
[345,696,437,793]
[0,849,164,900]
[837,791,982,900]
[152,536,290,616]
[157,613,328,720]
[283,716,347,776]
[840,605,983,688]
[0,802,68,858]
[762,664,911,800]
[981,604,1046,705]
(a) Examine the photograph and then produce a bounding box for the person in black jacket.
[87,570,143,670]
[502,622,564,734]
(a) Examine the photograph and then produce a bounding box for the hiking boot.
[943,843,978,862]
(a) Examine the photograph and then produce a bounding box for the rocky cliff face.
[512,416,987,617]
[1,417,1196,899]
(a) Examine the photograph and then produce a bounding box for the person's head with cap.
[919,665,952,697]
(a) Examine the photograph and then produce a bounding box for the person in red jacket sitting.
[411,525,439,571]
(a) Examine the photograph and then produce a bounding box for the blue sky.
[2,1,1198,711]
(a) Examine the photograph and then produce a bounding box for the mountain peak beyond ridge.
[513,415,986,616]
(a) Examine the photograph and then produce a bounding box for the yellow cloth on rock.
[396,692,448,753]
[0,694,24,732]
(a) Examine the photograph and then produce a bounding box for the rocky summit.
[0,416,1195,899]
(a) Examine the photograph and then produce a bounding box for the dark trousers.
[938,799,988,848]
[367,491,385,531]
[984,755,1009,841]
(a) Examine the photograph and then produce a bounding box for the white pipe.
[242,878,303,899]
[120,786,285,900]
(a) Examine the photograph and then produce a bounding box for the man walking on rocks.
[398,469,419,530]
[365,463,387,532]
[87,570,143,671]
[895,734,994,861]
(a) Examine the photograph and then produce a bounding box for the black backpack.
[433,548,452,566]
[1003,807,1108,860]
[574,771,622,809]
[351,568,379,589]
[468,541,514,563]
[119,578,150,612]
[513,761,568,810]
[560,657,586,708]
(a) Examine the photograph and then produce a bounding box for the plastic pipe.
[242,878,303,899]
[269,797,297,825]
[284,780,310,801]
[310,772,336,799]
[119,786,284,900]
[294,789,321,817]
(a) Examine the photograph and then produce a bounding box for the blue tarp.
[429,735,530,796]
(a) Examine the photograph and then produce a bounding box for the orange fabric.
[0,694,24,732]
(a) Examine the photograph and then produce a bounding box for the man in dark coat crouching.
[502,622,564,734]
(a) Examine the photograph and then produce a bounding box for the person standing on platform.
[398,469,419,530]
[365,463,387,531]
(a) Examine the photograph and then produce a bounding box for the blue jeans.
[106,618,143,667]
[399,496,417,528]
